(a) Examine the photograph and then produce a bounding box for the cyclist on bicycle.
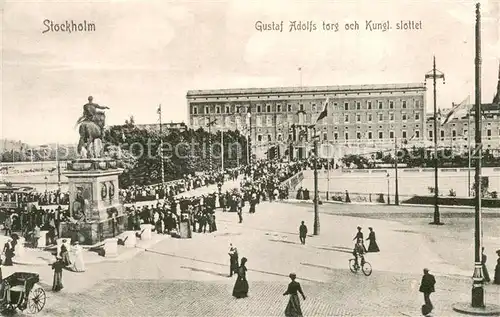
[352,238,365,268]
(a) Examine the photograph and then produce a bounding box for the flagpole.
[326,151,330,201]
[468,106,472,197]
[158,104,165,187]
[394,137,399,205]
[56,142,61,191]
[221,128,224,173]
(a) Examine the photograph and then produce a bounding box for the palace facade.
[187,83,427,159]
[427,103,500,155]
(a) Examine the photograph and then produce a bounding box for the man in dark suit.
[419,268,436,311]
[299,221,308,245]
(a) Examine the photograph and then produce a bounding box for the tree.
[103,121,247,187]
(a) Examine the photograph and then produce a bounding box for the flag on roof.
[441,96,471,125]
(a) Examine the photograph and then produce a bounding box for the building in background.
[187,83,427,159]
[133,122,188,134]
[428,103,500,156]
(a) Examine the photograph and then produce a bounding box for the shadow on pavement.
[180,266,229,278]
[301,262,338,272]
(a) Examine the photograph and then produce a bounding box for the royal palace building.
[187,83,427,159]
[427,103,500,155]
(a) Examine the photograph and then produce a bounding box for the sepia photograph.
[1,0,500,316]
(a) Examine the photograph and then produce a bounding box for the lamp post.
[394,138,400,205]
[246,111,251,165]
[471,2,484,308]
[453,6,500,314]
[425,56,445,225]
[44,176,48,192]
[386,172,390,205]
[313,129,320,235]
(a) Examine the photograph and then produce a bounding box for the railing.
[280,171,304,191]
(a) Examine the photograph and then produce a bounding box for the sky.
[1,0,499,145]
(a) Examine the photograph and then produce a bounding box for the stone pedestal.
[104,238,118,257]
[39,231,48,248]
[15,237,25,258]
[123,231,137,248]
[60,159,125,245]
[179,221,192,239]
[139,224,152,240]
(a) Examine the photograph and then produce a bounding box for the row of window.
[192,112,422,127]
[255,130,421,142]
[343,112,420,123]
[429,129,498,138]
[191,99,423,115]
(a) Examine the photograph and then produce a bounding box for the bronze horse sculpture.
[77,112,105,158]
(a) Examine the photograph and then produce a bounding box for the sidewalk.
[283,198,500,215]
[12,231,169,266]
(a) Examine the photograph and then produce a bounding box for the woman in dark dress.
[366,227,380,253]
[232,257,249,298]
[283,273,306,317]
[51,256,64,292]
[494,250,500,285]
[2,239,14,266]
[482,247,490,283]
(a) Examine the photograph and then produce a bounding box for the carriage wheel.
[362,262,373,276]
[26,286,46,314]
[349,259,358,273]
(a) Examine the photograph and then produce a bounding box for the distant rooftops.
[187,83,426,97]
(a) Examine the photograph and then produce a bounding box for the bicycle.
[349,257,372,276]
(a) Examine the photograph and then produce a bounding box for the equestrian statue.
[75,96,110,158]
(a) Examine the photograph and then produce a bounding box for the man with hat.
[419,268,436,311]
[353,226,367,252]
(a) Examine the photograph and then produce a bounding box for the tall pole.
[425,56,445,225]
[247,110,252,165]
[274,112,278,159]
[313,129,320,235]
[386,173,390,205]
[468,108,472,197]
[432,57,440,223]
[394,138,399,205]
[326,155,330,201]
[56,143,61,191]
[235,114,240,168]
[208,116,213,172]
[221,128,224,172]
[471,2,484,307]
[158,104,165,187]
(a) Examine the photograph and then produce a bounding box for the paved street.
[4,201,500,316]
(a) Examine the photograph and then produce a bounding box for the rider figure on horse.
[76,96,109,130]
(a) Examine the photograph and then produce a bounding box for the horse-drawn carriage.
[0,272,46,314]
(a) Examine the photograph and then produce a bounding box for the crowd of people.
[120,160,304,237]
[0,169,242,207]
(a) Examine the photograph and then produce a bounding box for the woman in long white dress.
[69,241,85,272]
